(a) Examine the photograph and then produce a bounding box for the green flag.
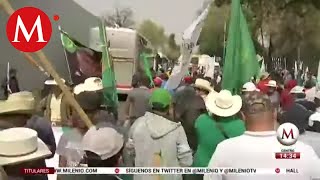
[98,19,118,109]
[59,28,87,53]
[222,0,260,94]
[140,53,154,87]
[60,32,77,53]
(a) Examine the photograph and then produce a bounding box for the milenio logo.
[277,123,299,146]
[6,7,52,52]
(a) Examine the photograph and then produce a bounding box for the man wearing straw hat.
[193,78,214,101]
[0,128,53,180]
[0,92,56,180]
[265,80,280,109]
[40,78,72,127]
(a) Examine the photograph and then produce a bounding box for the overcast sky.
[75,0,206,39]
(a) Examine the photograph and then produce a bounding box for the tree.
[198,0,320,72]
[104,7,135,28]
[164,34,180,60]
[138,20,167,50]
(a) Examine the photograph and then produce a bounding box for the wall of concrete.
[0,0,98,90]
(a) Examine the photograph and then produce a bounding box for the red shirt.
[280,80,297,110]
[257,79,270,94]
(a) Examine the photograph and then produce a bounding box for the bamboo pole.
[1,0,93,128]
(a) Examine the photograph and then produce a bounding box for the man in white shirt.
[204,91,319,180]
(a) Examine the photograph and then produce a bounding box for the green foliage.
[164,34,180,60]
[138,20,167,50]
[199,4,230,57]
[199,0,320,69]
[138,20,180,61]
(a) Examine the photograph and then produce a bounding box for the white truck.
[89,27,153,94]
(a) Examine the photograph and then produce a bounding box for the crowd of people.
[0,67,320,180]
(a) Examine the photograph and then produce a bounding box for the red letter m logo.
[282,129,294,139]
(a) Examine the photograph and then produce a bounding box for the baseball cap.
[242,91,272,114]
[242,82,259,92]
[290,86,305,94]
[82,126,124,160]
[149,89,172,108]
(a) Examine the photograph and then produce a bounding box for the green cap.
[149,88,172,108]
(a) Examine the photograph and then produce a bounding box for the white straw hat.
[242,82,260,92]
[265,80,277,87]
[205,90,242,117]
[0,92,35,114]
[0,128,51,166]
[73,77,103,95]
[194,78,213,92]
[44,78,65,85]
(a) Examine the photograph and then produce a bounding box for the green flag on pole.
[140,53,154,87]
[59,27,87,53]
[98,18,118,109]
[60,32,77,53]
[222,0,260,94]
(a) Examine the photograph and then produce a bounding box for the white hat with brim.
[74,77,103,95]
[0,92,35,115]
[205,90,242,117]
[290,86,304,94]
[194,78,213,92]
[265,80,277,87]
[242,82,260,92]
[44,79,65,85]
[0,128,52,166]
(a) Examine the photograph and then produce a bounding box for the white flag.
[204,56,216,79]
[165,2,212,90]
[6,62,12,94]
[260,59,266,74]
[304,66,309,81]
[317,60,320,90]
[294,61,298,80]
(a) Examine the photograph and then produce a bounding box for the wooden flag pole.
[0,0,93,128]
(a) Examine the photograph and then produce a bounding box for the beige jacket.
[39,93,72,126]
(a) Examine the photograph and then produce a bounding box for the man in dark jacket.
[280,86,313,134]
[174,86,207,152]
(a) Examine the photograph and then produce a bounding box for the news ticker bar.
[22,167,297,175]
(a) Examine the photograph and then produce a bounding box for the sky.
[74,0,206,39]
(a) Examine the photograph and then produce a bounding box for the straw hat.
[205,90,242,117]
[260,72,270,80]
[194,78,213,92]
[265,80,277,88]
[0,92,35,115]
[0,128,51,166]
[73,77,103,95]
[44,78,65,85]
[242,82,260,92]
